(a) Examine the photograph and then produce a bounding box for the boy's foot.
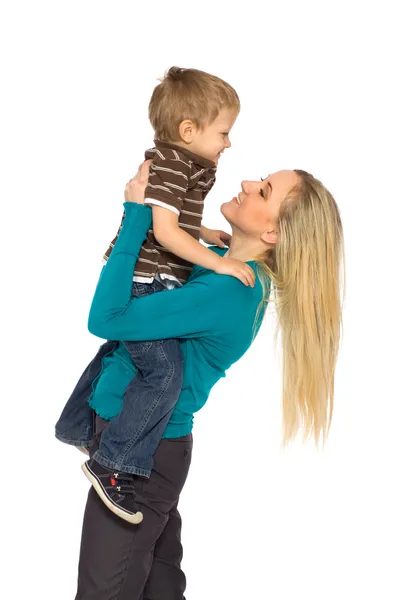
[82,458,143,525]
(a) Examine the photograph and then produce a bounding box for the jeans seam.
[117,362,176,464]
[159,341,183,363]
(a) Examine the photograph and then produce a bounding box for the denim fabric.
[93,280,183,477]
[55,280,184,478]
[55,340,118,448]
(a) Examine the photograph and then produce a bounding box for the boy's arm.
[200,224,232,248]
[152,206,223,272]
[102,148,190,262]
[144,150,225,271]
[145,149,254,283]
[152,207,254,286]
[88,203,248,342]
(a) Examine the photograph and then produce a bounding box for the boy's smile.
[174,108,238,165]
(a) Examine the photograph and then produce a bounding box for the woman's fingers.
[138,159,152,183]
[124,160,153,203]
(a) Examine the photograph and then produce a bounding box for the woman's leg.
[142,501,186,600]
[75,424,192,600]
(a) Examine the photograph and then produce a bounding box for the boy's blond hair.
[149,66,240,142]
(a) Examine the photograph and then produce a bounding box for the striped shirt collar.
[154,140,216,170]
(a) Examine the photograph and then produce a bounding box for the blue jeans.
[55,279,184,478]
[93,281,183,477]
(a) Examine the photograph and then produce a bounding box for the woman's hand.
[124,160,152,204]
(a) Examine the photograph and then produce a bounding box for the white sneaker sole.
[81,462,143,525]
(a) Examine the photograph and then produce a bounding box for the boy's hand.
[200,226,231,248]
[215,257,256,287]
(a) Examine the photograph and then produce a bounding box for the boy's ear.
[179,120,196,143]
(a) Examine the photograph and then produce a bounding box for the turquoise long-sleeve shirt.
[88,202,268,438]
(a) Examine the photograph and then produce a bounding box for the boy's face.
[183,108,238,165]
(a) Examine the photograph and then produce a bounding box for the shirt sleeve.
[144,148,192,215]
[88,202,232,342]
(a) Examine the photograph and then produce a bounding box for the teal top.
[88,202,268,438]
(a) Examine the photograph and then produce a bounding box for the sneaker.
[82,458,143,525]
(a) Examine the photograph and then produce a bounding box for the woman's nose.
[241,180,259,194]
[241,180,251,193]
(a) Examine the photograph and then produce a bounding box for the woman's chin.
[221,198,238,220]
[220,202,229,219]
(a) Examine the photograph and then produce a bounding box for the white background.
[1,1,400,598]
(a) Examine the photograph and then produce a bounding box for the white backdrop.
[2,1,400,598]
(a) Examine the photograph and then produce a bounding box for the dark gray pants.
[75,417,193,600]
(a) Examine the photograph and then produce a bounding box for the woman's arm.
[88,202,230,341]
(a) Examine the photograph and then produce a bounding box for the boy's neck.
[155,139,215,168]
[168,139,190,152]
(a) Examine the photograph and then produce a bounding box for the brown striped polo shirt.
[103,141,217,285]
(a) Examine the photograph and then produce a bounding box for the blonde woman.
[57,161,344,599]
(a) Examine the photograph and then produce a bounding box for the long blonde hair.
[255,170,345,446]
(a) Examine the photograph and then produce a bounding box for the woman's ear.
[260,229,278,245]
[178,120,196,144]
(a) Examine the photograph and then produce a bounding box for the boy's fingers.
[244,266,256,287]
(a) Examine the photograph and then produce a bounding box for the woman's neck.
[224,233,267,263]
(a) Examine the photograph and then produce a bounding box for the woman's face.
[221,170,300,240]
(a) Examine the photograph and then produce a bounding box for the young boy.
[80,67,251,524]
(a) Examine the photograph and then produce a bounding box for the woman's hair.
[148,66,240,141]
[255,171,345,446]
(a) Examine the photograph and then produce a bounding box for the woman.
[57,161,344,599]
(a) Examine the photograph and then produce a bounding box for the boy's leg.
[82,281,183,523]
[93,336,183,475]
[55,341,117,448]
[76,420,192,600]
[91,280,184,477]
[84,335,183,523]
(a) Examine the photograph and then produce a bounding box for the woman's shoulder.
[190,248,264,306]
[190,245,226,277]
